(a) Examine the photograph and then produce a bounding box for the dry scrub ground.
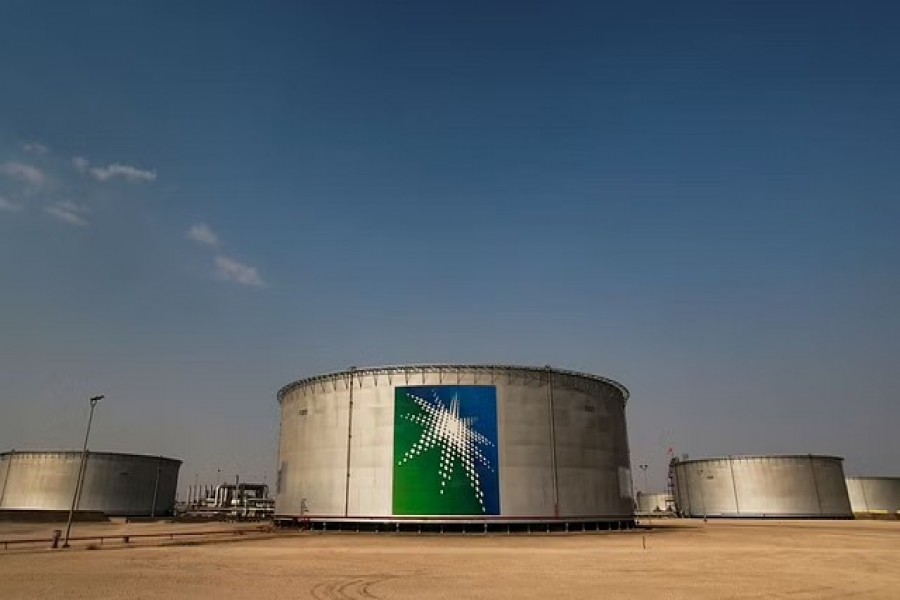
[0,519,897,599]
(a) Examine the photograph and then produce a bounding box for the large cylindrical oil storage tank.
[0,451,182,517]
[672,455,852,518]
[845,477,900,517]
[276,365,634,532]
[635,492,673,515]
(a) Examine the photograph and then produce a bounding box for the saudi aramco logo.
[393,386,500,516]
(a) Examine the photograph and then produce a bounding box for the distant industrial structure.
[635,492,673,515]
[845,477,900,518]
[276,365,635,532]
[671,455,852,519]
[0,451,181,517]
[182,481,274,520]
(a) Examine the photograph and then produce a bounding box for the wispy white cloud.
[89,163,157,183]
[72,156,89,172]
[214,255,265,287]
[0,196,23,212]
[44,201,88,227]
[23,142,49,155]
[187,223,220,247]
[1,161,45,186]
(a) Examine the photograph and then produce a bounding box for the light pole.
[62,395,103,548]
[638,464,650,526]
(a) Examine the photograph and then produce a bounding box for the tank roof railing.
[0,450,183,464]
[671,454,844,466]
[276,363,629,404]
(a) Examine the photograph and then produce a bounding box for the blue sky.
[1,1,898,493]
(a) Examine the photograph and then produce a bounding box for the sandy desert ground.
[0,519,897,599]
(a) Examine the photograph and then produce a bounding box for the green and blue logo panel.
[393,385,500,516]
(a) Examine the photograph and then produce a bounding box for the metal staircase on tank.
[666,448,678,516]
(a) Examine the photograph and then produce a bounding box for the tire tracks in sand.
[309,574,396,600]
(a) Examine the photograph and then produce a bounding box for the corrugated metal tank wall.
[672,455,852,518]
[0,451,182,516]
[276,365,633,523]
[846,477,900,516]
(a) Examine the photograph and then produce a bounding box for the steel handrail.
[0,526,269,550]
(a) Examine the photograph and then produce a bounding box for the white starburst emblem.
[397,391,495,512]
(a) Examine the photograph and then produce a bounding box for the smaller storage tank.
[845,477,900,517]
[0,451,181,517]
[672,455,852,519]
[635,492,673,515]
